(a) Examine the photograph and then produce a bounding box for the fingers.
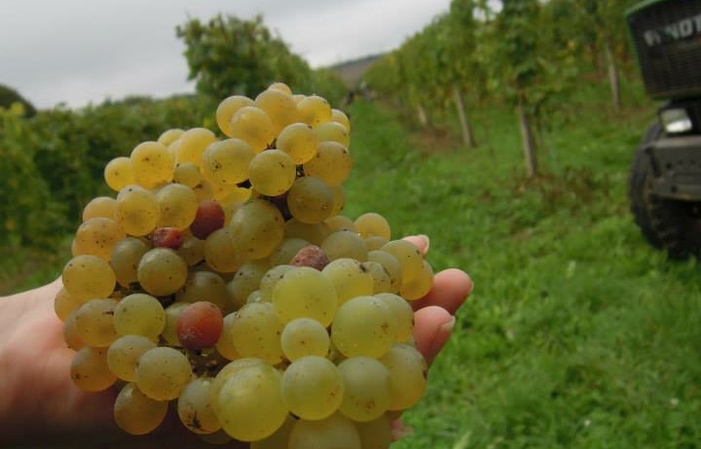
[412,305,455,365]
[410,268,473,314]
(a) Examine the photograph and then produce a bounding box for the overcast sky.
[0,0,451,109]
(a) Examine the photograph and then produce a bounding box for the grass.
[343,81,701,448]
[4,77,700,448]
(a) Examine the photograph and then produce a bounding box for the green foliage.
[176,14,345,104]
[0,84,37,117]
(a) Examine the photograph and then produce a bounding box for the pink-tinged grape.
[176,301,224,350]
[290,244,330,270]
[190,200,225,239]
[150,227,184,249]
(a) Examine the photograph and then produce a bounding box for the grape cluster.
[55,82,434,448]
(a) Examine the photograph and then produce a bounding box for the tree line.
[363,0,642,177]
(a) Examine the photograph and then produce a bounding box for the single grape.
[288,413,361,449]
[177,378,221,435]
[331,295,396,358]
[107,334,157,381]
[113,293,166,340]
[135,346,193,401]
[281,355,344,420]
[70,346,117,392]
[190,200,225,239]
[137,248,188,296]
[176,301,224,350]
[114,382,168,435]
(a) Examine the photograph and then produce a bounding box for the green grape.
[331,296,396,358]
[276,122,318,164]
[297,95,332,127]
[321,230,368,262]
[337,357,391,422]
[228,198,285,260]
[380,343,428,410]
[354,415,392,449]
[62,310,85,350]
[367,250,402,294]
[200,138,255,188]
[53,287,82,321]
[330,108,351,131]
[315,120,351,147]
[284,218,331,245]
[227,259,270,310]
[81,196,117,221]
[216,95,255,137]
[281,355,344,420]
[215,312,241,360]
[216,362,288,442]
[364,235,389,252]
[114,382,168,435]
[248,149,296,196]
[251,414,296,449]
[255,88,299,135]
[107,334,157,381]
[374,293,414,343]
[302,141,352,187]
[161,301,190,346]
[281,317,330,361]
[70,346,117,392]
[74,298,119,347]
[178,378,221,435]
[258,264,294,303]
[268,238,311,268]
[354,212,391,240]
[321,258,374,305]
[155,182,199,229]
[324,215,356,233]
[130,141,174,188]
[286,176,335,224]
[228,302,284,364]
[173,161,203,188]
[62,254,116,302]
[204,228,242,273]
[137,248,188,296]
[113,293,166,339]
[361,261,393,294]
[380,239,423,285]
[176,270,230,310]
[330,184,346,217]
[176,127,218,166]
[288,413,361,449]
[156,128,184,147]
[135,346,193,401]
[110,237,149,287]
[116,184,161,236]
[209,358,268,417]
[104,156,136,192]
[272,266,338,326]
[399,258,434,300]
[177,234,205,266]
[229,106,275,152]
[71,217,125,261]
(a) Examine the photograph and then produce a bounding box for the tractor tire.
[628,123,701,259]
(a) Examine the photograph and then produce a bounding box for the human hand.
[0,236,472,448]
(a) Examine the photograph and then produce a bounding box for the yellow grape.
[216,95,255,137]
[61,254,116,302]
[228,198,285,260]
[321,230,368,262]
[113,293,166,339]
[135,346,193,401]
[286,176,335,224]
[228,302,284,364]
[200,138,255,186]
[331,295,396,358]
[114,382,168,435]
[104,156,136,192]
[272,266,338,326]
[156,128,184,147]
[354,212,391,240]
[176,127,218,166]
[255,88,299,135]
[130,141,174,188]
[70,346,117,392]
[367,250,402,294]
[297,95,332,127]
[155,183,199,229]
[161,301,190,346]
[173,161,202,188]
[267,81,293,96]
[176,270,230,311]
[380,239,423,285]
[337,356,391,422]
[229,106,275,152]
[178,378,221,435]
[354,415,392,449]
[107,334,157,381]
[81,196,117,221]
[322,258,374,304]
[288,413,361,449]
[399,259,435,300]
[204,228,242,273]
[72,217,125,260]
[137,248,188,296]
[314,120,351,147]
[110,237,150,287]
[53,287,82,321]
[281,317,330,361]
[276,122,318,164]
[73,298,119,347]
[248,149,296,196]
[115,184,160,236]
[330,108,351,131]
[281,355,344,420]
[380,343,428,411]
[303,141,352,187]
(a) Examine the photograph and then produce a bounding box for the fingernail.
[417,234,430,252]
[440,316,456,334]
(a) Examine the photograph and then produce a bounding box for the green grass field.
[343,86,701,448]
[4,79,701,448]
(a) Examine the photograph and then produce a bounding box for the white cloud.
[0,0,451,109]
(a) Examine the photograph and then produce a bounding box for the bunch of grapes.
[55,82,435,448]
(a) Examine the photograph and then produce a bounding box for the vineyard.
[2,1,701,448]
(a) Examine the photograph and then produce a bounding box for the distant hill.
[328,54,385,89]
